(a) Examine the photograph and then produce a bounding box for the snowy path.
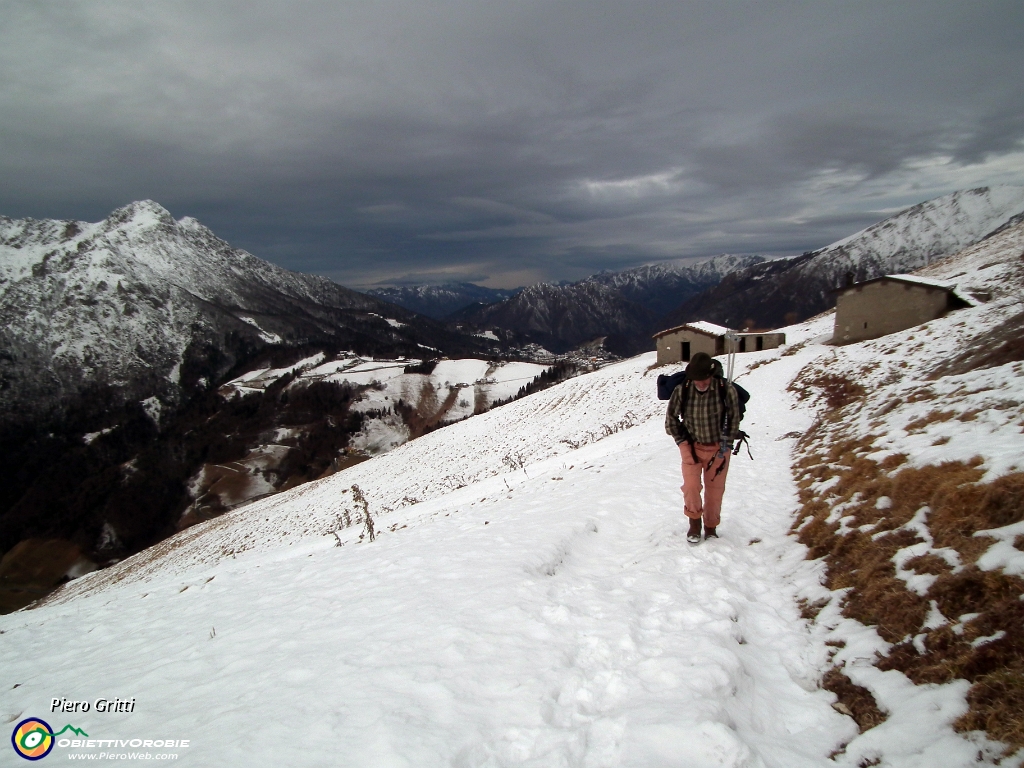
[2,343,850,767]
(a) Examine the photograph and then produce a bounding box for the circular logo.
[11,718,54,761]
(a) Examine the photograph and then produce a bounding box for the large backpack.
[656,362,750,421]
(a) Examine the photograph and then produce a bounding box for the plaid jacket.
[664,378,742,445]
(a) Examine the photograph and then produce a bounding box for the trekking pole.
[716,331,740,473]
[725,332,739,383]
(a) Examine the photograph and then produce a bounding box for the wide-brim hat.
[685,352,714,380]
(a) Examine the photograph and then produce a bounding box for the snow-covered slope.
[824,185,1024,266]
[220,353,551,454]
[672,186,1024,329]
[5,336,858,767]
[797,185,1024,290]
[0,201,488,424]
[4,222,1023,766]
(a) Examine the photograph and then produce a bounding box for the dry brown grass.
[939,567,1020,620]
[905,410,956,433]
[798,597,830,621]
[903,553,952,576]
[794,436,1024,747]
[960,666,1024,748]
[821,521,929,642]
[822,668,888,733]
[880,453,908,471]
[788,371,866,410]
[878,578,1024,747]
[930,471,1024,560]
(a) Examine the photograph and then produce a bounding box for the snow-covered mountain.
[669,186,1024,329]
[0,201,505,592]
[454,254,764,354]
[7,217,1023,765]
[583,253,765,316]
[0,201,494,426]
[363,282,522,319]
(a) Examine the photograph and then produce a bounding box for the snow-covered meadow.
[220,353,551,455]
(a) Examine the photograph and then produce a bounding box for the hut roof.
[652,321,735,340]
[836,274,976,307]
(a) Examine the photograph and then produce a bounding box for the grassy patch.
[793,434,1024,747]
[905,410,956,433]
[788,370,866,410]
[798,596,830,621]
[960,667,1024,748]
[822,668,888,733]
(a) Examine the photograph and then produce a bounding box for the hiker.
[664,352,742,543]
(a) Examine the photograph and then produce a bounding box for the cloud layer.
[2,1,1023,287]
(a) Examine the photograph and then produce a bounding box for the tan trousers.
[679,441,731,528]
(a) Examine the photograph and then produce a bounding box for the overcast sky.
[2,2,1023,288]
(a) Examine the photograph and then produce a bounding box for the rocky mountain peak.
[103,199,177,230]
[0,200,494,427]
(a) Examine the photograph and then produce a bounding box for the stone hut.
[832,274,973,345]
[735,331,786,354]
[652,321,731,365]
[653,322,787,365]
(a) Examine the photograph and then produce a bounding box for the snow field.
[347,359,549,425]
[2,343,855,767]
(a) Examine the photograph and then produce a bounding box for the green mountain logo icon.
[53,724,89,738]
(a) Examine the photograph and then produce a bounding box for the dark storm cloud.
[2,1,1023,288]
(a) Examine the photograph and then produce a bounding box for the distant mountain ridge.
[450,254,765,354]
[451,187,1024,347]
[667,186,1024,329]
[363,282,522,319]
[0,200,494,426]
[581,254,766,317]
[451,280,654,355]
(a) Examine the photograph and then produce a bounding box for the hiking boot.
[686,518,702,545]
[704,527,718,540]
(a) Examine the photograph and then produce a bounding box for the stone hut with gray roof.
[832,274,974,345]
[652,321,785,366]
